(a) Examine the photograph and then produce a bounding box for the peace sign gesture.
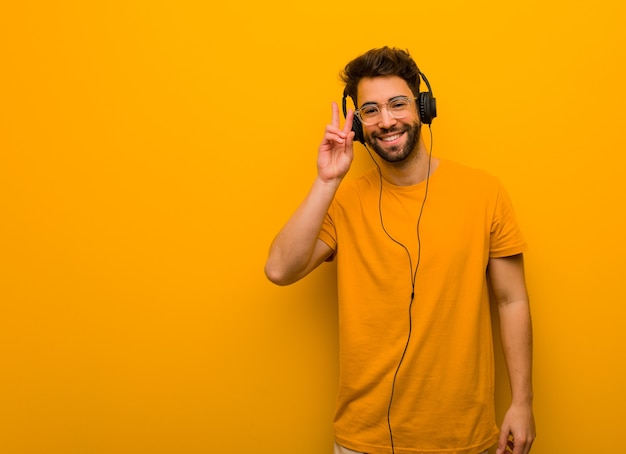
[317,102,355,184]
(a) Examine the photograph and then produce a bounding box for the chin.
[367,123,421,163]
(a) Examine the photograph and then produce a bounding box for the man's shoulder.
[439,158,500,187]
[337,167,380,195]
[440,158,493,177]
[329,168,380,215]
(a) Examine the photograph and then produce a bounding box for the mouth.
[375,129,406,145]
[380,132,403,142]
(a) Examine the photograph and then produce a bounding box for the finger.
[511,434,533,454]
[343,108,354,135]
[331,102,340,128]
[323,130,347,145]
[346,129,355,147]
[495,429,510,454]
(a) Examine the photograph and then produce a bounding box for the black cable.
[363,124,433,454]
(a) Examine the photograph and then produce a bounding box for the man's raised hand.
[317,102,355,184]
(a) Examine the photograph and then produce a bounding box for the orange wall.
[1,1,625,453]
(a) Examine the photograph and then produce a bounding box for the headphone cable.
[364,124,433,454]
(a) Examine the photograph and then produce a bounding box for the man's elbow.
[264,261,295,286]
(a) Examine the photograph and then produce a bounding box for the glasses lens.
[357,97,413,125]
[358,105,380,124]
[389,98,411,113]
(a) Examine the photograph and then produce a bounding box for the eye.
[389,98,410,111]
[360,105,379,117]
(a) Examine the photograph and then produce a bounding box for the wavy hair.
[340,47,421,106]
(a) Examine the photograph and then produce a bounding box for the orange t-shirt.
[319,159,527,454]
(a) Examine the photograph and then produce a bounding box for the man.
[265,47,535,454]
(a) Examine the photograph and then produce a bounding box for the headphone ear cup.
[343,90,365,144]
[418,91,437,125]
[352,115,365,144]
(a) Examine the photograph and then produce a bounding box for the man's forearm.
[498,298,533,404]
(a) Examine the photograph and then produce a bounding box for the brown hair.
[340,47,421,106]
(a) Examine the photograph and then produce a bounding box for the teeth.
[381,133,402,142]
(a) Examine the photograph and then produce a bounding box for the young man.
[265,47,535,454]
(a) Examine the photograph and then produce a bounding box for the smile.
[379,132,404,143]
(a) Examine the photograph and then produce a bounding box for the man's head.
[341,47,429,163]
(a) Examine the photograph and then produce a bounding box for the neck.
[376,138,438,186]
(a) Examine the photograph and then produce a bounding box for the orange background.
[1,1,625,453]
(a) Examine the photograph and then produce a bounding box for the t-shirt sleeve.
[489,182,527,258]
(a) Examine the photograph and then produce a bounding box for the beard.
[365,121,422,163]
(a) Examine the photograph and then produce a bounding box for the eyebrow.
[360,95,411,107]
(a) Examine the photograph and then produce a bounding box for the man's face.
[356,76,421,163]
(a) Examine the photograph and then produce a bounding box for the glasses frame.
[354,96,417,125]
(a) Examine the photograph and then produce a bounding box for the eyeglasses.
[355,96,416,125]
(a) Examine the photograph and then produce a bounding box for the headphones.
[341,69,437,144]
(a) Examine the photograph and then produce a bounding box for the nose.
[377,106,397,128]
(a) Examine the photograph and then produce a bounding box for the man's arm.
[264,103,354,286]
[488,254,536,454]
[264,179,339,286]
